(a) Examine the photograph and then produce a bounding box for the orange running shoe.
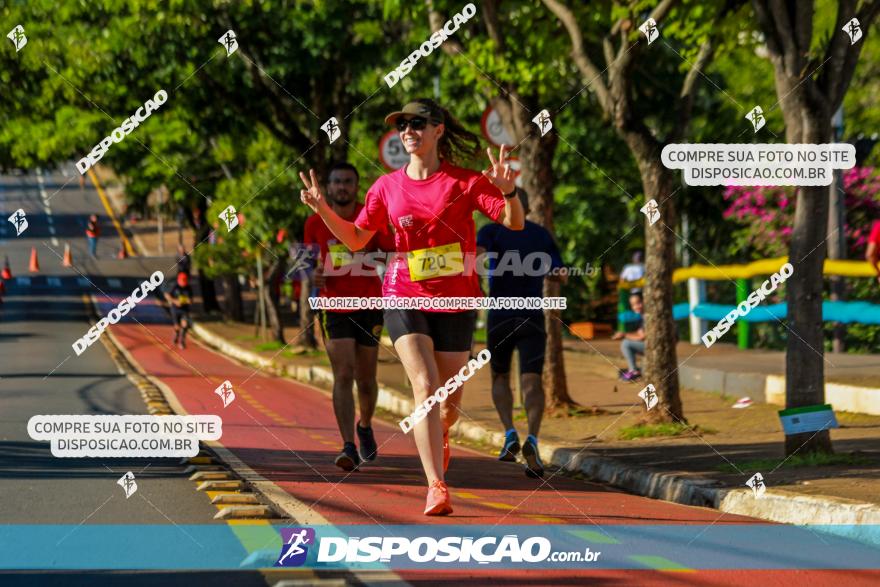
[424,480,453,516]
[443,428,450,473]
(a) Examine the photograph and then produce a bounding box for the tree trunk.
[512,96,578,412]
[543,279,572,411]
[631,149,684,424]
[783,112,833,455]
[264,258,285,344]
[299,274,318,349]
[194,222,220,313]
[198,270,220,314]
[222,274,244,321]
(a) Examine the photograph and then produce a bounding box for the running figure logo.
[638,384,659,411]
[7,209,28,236]
[219,205,239,232]
[842,18,862,45]
[215,380,236,408]
[219,29,238,56]
[532,109,552,137]
[285,244,318,279]
[640,199,660,226]
[321,117,341,144]
[117,471,137,498]
[639,18,659,45]
[275,527,316,567]
[746,472,766,498]
[746,105,766,133]
[7,25,27,52]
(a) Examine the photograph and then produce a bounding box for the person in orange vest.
[86,214,100,258]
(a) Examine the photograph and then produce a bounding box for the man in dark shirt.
[476,189,564,479]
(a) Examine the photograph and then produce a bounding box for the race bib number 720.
[406,242,464,282]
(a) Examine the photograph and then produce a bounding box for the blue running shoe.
[498,430,520,462]
[522,436,545,478]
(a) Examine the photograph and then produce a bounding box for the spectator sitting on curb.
[612,291,645,382]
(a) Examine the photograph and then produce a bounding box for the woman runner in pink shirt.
[300,98,523,515]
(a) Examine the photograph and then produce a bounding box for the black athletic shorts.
[487,313,546,374]
[320,310,384,347]
[171,306,191,328]
[384,309,476,353]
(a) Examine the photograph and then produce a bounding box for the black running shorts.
[384,309,477,352]
[171,306,191,328]
[487,313,546,374]
[320,310,384,347]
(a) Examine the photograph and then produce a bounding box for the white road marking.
[35,172,60,246]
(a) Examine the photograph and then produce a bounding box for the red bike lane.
[108,312,880,586]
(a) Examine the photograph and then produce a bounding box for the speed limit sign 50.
[379,130,411,171]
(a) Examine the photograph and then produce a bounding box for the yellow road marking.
[523,514,566,523]
[453,491,481,500]
[481,501,516,510]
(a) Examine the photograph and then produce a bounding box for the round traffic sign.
[480,105,515,148]
[379,130,410,171]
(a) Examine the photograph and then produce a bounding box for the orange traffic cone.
[29,247,40,273]
[1,256,11,279]
[63,243,73,267]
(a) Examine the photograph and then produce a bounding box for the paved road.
[0,168,296,586]
[3,166,879,586]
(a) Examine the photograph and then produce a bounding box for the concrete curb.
[679,364,880,416]
[191,322,880,547]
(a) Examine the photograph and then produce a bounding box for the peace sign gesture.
[299,169,326,213]
[482,145,516,196]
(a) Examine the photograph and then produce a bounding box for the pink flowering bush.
[723,167,880,257]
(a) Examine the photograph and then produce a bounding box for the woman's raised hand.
[299,169,325,212]
[482,145,516,195]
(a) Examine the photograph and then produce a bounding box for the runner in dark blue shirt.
[476,189,564,478]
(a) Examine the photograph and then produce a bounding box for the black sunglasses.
[395,116,429,132]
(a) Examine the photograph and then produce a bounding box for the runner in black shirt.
[165,273,193,349]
